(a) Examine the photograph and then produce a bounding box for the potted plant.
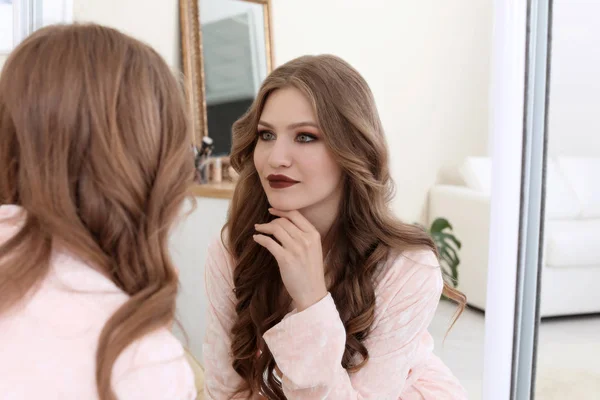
[418,218,461,288]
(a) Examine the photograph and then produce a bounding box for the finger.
[268,208,316,234]
[255,221,295,249]
[271,217,304,239]
[253,234,285,261]
[270,218,313,252]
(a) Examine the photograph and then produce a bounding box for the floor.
[430,301,600,400]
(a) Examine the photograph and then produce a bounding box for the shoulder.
[113,328,188,371]
[373,248,443,310]
[377,247,442,283]
[112,327,196,399]
[205,235,236,298]
[206,234,234,277]
[207,234,232,263]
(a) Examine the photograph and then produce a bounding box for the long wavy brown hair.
[0,24,194,400]
[225,54,466,398]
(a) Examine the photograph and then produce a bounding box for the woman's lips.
[267,174,299,189]
[268,180,298,189]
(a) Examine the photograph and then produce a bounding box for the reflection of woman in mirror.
[0,25,196,399]
[204,55,467,399]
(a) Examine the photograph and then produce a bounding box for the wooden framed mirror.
[180,0,274,153]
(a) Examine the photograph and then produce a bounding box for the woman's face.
[253,87,343,213]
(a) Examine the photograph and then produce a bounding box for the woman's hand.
[254,208,328,312]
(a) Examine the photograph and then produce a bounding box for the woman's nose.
[267,138,292,168]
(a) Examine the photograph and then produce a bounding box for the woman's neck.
[298,187,342,247]
[300,204,337,239]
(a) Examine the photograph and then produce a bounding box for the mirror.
[533,0,600,397]
[180,0,273,154]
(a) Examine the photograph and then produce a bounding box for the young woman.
[0,24,197,399]
[203,54,467,399]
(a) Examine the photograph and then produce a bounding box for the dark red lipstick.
[267,174,299,189]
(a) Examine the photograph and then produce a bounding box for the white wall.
[548,0,600,158]
[1,0,15,70]
[1,0,71,71]
[2,0,179,72]
[272,0,493,222]
[73,0,180,69]
[170,198,229,363]
[0,2,13,54]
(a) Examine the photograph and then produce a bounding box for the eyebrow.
[258,120,320,130]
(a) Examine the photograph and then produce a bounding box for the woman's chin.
[266,195,307,212]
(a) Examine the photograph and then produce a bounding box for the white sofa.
[429,156,600,317]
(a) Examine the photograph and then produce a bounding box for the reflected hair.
[0,24,194,400]
[225,54,466,398]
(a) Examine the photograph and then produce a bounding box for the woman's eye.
[258,130,275,141]
[296,133,317,143]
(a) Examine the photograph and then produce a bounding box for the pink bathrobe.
[0,205,196,399]
[203,237,467,399]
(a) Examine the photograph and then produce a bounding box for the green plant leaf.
[430,218,452,234]
[433,232,462,250]
[440,241,460,287]
[447,257,460,283]
[419,217,462,289]
[441,246,459,266]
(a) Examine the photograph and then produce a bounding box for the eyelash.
[257,130,318,143]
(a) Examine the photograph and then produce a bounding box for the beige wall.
[1,0,179,72]
[547,0,600,158]
[272,0,493,222]
[73,0,180,69]
[2,0,493,222]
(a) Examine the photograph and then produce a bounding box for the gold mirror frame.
[179,0,275,146]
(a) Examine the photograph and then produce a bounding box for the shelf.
[189,182,235,199]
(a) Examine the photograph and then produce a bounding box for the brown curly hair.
[225,54,465,398]
[0,24,194,399]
